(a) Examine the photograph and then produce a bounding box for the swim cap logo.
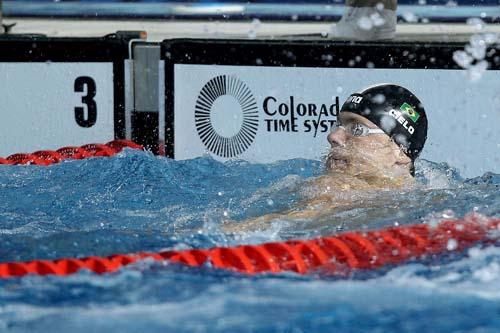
[389,109,415,135]
[400,102,420,123]
[195,75,259,158]
[346,95,363,104]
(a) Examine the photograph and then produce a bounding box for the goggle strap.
[367,128,385,134]
[334,124,385,136]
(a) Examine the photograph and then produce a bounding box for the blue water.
[0,149,499,332]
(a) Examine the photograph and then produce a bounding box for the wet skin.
[223,112,416,232]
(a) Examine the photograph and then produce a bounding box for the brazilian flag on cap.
[400,102,420,123]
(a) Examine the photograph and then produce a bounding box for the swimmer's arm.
[222,196,337,233]
[223,175,357,232]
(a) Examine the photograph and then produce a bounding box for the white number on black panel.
[74,76,97,128]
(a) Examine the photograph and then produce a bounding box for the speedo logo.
[389,109,415,135]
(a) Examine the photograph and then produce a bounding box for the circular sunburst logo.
[195,75,259,158]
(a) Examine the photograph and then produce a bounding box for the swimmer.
[224,83,428,231]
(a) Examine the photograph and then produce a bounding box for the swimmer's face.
[326,112,412,177]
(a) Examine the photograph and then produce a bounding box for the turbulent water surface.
[0,149,499,332]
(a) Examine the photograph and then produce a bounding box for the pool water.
[0,149,499,332]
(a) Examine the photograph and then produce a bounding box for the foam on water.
[0,149,499,332]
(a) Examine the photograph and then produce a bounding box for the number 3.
[74,76,97,127]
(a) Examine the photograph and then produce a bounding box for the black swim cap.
[339,84,428,161]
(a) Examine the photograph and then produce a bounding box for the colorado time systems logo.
[195,75,259,158]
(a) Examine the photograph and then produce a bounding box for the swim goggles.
[332,121,385,137]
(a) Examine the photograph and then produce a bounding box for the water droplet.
[402,12,418,23]
[380,114,397,131]
[370,12,385,27]
[483,33,498,44]
[248,29,257,39]
[466,17,485,31]
[441,210,455,219]
[251,18,261,28]
[465,43,486,60]
[357,16,373,30]
[266,199,274,206]
[452,50,473,68]
[447,238,458,251]
[467,60,488,82]
[372,93,386,104]
[322,54,333,61]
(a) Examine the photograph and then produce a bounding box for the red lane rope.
[1,215,498,279]
[0,140,143,166]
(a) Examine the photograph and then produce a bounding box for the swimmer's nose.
[328,126,347,147]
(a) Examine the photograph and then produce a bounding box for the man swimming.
[224,83,428,230]
[322,83,426,187]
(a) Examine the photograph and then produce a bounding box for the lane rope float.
[1,214,498,279]
[0,140,143,166]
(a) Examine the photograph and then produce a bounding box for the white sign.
[174,64,500,178]
[0,62,115,156]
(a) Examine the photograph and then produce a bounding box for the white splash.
[452,19,498,82]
